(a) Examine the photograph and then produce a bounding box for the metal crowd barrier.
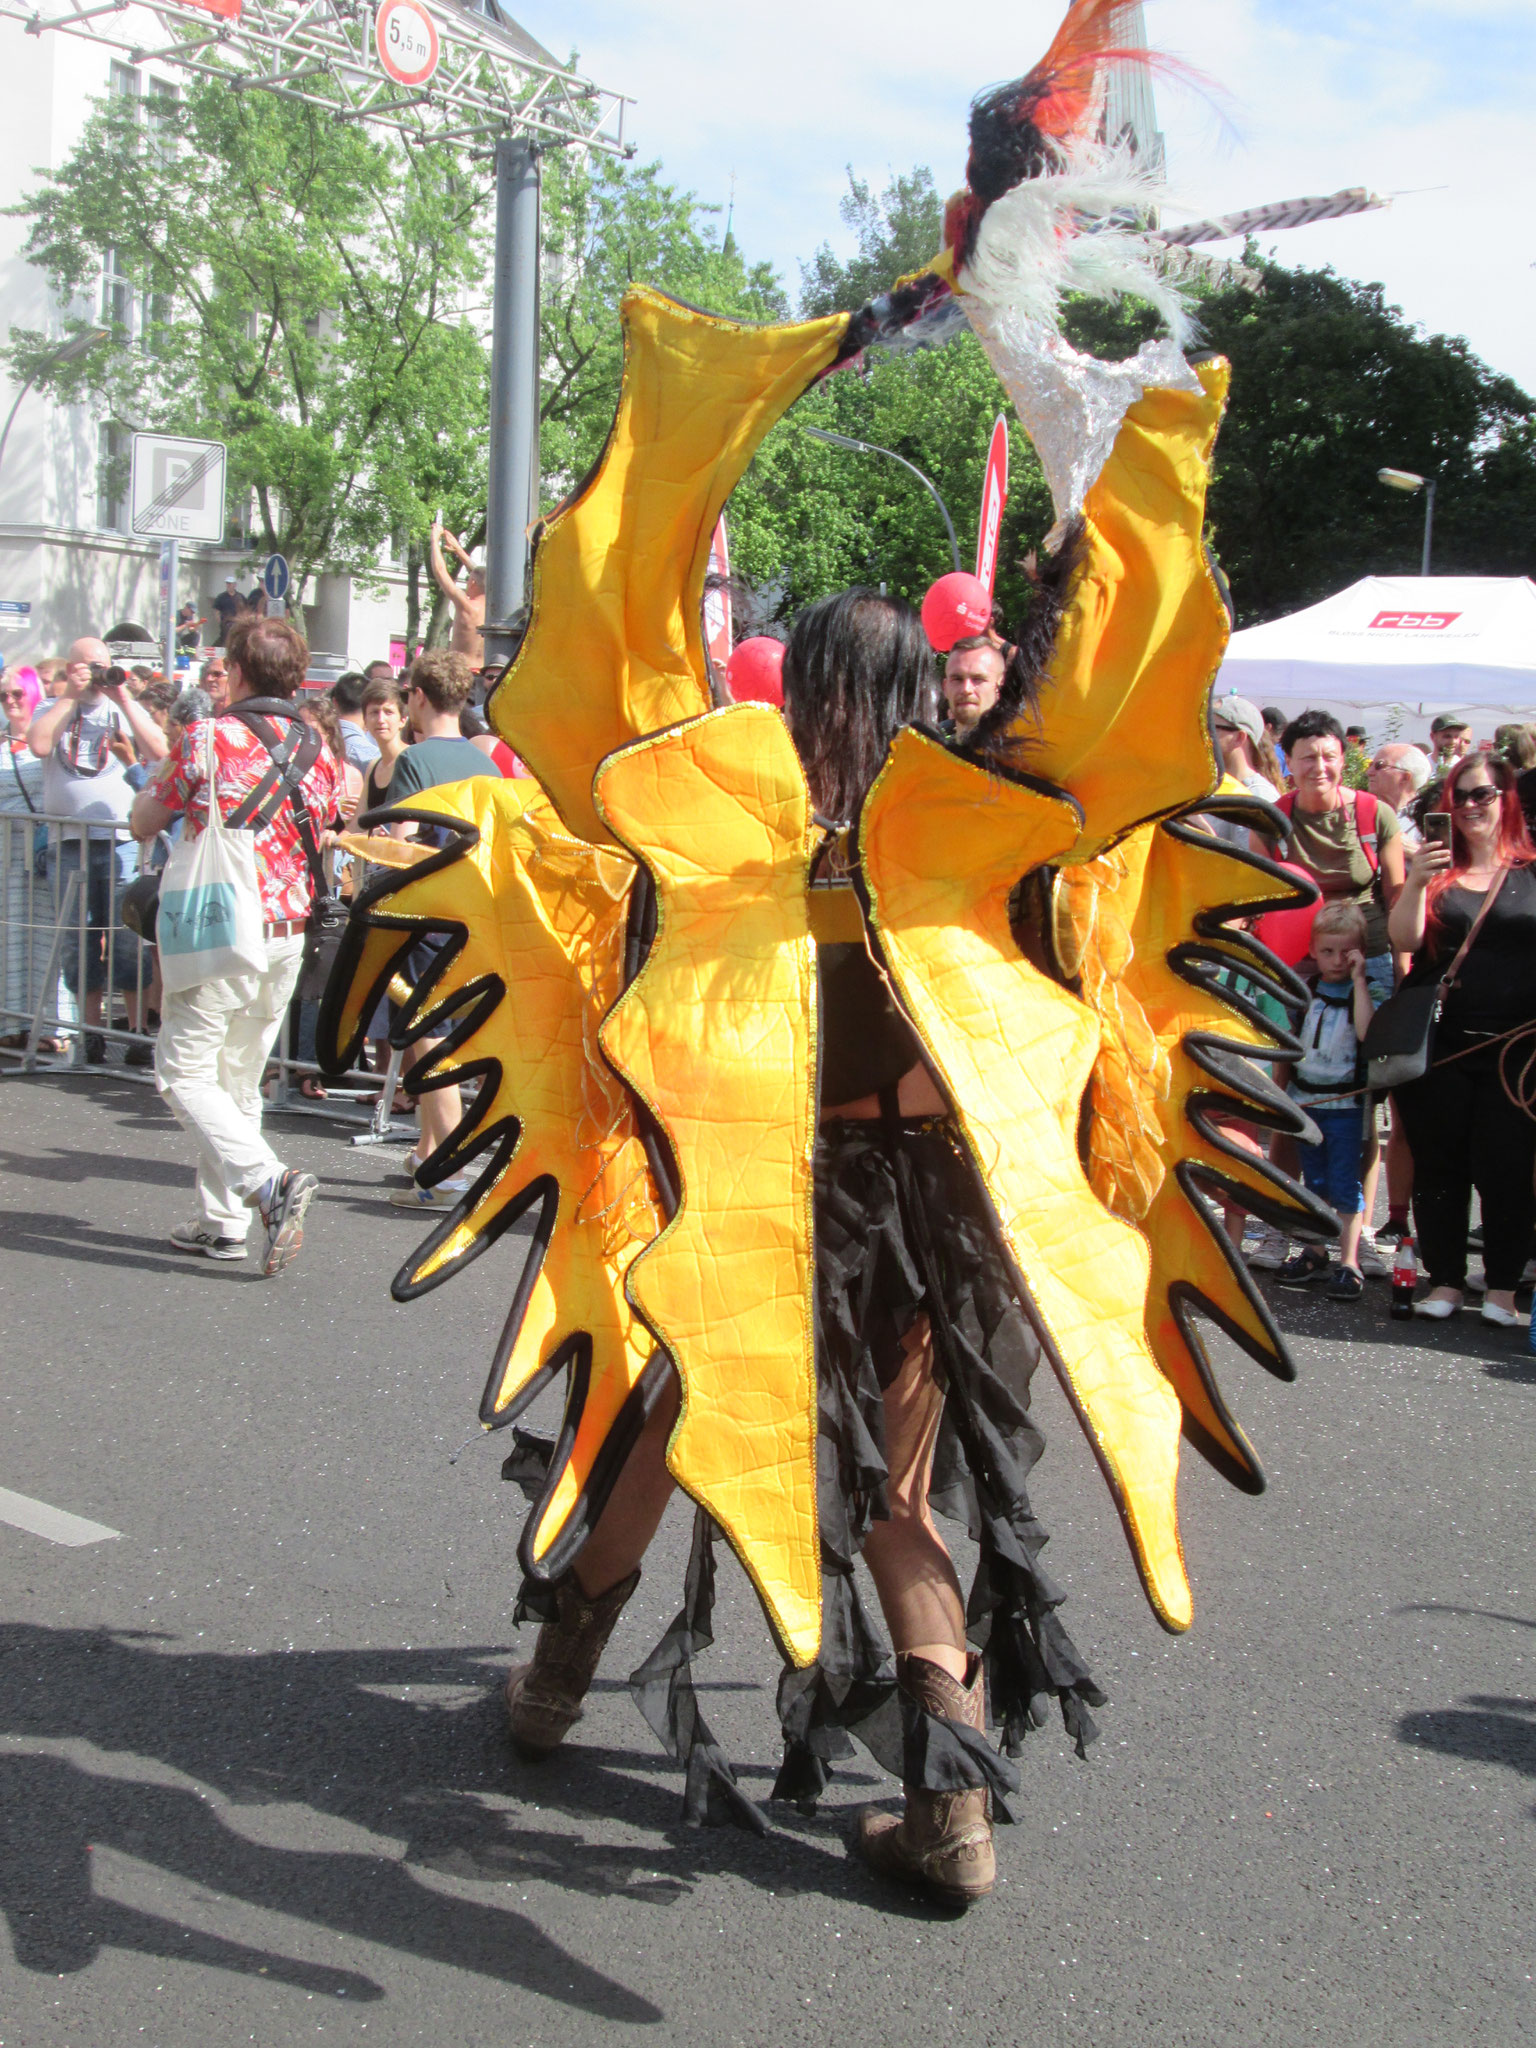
[0,809,411,1141]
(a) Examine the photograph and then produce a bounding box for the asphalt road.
[0,1067,1531,2048]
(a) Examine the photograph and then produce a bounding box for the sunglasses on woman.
[1451,783,1499,809]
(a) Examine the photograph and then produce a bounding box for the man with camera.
[130,615,342,1276]
[27,634,168,1061]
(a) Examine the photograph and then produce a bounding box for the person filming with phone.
[1387,751,1536,1326]
[27,634,168,1060]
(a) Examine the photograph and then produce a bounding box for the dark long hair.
[782,589,934,822]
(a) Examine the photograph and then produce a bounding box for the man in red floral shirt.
[131,616,342,1275]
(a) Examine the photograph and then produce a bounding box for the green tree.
[6,77,488,626]
[538,150,788,503]
[799,168,945,318]
[1067,256,1536,625]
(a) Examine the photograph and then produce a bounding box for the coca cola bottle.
[1390,1236,1417,1321]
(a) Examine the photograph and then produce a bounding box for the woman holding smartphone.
[1387,750,1536,1325]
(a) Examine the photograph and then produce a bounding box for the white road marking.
[0,1485,121,1547]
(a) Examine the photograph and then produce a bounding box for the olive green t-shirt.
[1286,791,1401,956]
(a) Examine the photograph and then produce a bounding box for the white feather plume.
[954,126,1202,544]
[958,128,1195,347]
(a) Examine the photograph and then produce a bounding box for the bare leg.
[409,1034,463,1162]
[573,1368,680,1599]
[861,1315,968,1683]
[1360,1117,1382,1233]
[1385,1114,1413,1218]
[1338,1207,1364,1271]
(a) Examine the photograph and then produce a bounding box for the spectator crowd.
[3,612,1534,1327]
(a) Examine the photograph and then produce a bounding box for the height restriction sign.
[374,0,439,86]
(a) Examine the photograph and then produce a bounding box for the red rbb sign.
[374,0,439,86]
[1368,610,1462,631]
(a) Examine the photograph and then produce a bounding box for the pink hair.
[5,666,41,718]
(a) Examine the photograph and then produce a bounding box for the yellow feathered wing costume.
[319,289,1328,1669]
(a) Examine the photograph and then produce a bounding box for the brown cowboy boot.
[857,1652,996,1902]
[505,1567,640,1758]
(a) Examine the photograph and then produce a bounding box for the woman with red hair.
[1387,750,1536,1324]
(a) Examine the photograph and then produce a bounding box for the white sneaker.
[169,1221,246,1262]
[1356,1232,1391,1279]
[1245,1227,1290,1272]
[388,1174,473,1210]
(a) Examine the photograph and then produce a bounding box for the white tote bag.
[156,720,268,994]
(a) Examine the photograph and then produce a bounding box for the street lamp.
[0,327,112,483]
[1377,466,1437,577]
[802,424,962,574]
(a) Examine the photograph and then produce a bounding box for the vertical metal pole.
[482,136,541,674]
[1421,479,1436,577]
[162,536,179,683]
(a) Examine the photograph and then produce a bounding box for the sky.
[522,0,1536,397]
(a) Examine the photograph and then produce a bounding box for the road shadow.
[1396,1694,1536,1815]
[0,1208,246,1281]
[0,1143,187,1192]
[0,1622,898,2010]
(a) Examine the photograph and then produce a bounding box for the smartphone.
[1425,812,1452,849]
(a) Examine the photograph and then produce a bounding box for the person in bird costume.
[318,0,1333,1904]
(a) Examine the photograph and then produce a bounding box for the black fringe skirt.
[517,1110,1105,1831]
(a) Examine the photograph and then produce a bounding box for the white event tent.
[1216,576,1536,744]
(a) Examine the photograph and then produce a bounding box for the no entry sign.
[374,0,439,86]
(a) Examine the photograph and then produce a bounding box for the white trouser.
[154,933,306,1239]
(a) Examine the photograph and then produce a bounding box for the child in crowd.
[1279,902,1376,1300]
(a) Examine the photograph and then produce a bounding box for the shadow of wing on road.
[0,1621,892,2006]
[1396,1694,1536,1816]
[0,1624,674,2017]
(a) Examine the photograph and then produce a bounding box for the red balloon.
[921,571,993,653]
[1253,862,1319,967]
[726,636,785,707]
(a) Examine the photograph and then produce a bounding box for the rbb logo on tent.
[1368,610,1462,631]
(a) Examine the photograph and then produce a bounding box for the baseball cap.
[1212,693,1264,745]
[1429,713,1469,735]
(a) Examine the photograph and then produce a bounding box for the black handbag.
[1363,867,1508,1091]
[121,869,162,941]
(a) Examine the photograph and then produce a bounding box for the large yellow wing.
[858,359,1328,1633]
[322,294,850,1630]
[316,778,664,1581]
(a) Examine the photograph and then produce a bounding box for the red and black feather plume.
[946,0,1181,272]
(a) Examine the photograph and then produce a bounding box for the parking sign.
[130,433,227,543]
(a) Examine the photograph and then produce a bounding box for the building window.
[101,248,135,337]
[146,81,178,163]
[95,421,131,533]
[108,59,140,103]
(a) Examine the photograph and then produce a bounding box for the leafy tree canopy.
[5,78,488,621]
[1067,255,1536,624]
[8,100,1534,644]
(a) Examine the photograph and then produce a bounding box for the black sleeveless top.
[817,941,926,1105]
